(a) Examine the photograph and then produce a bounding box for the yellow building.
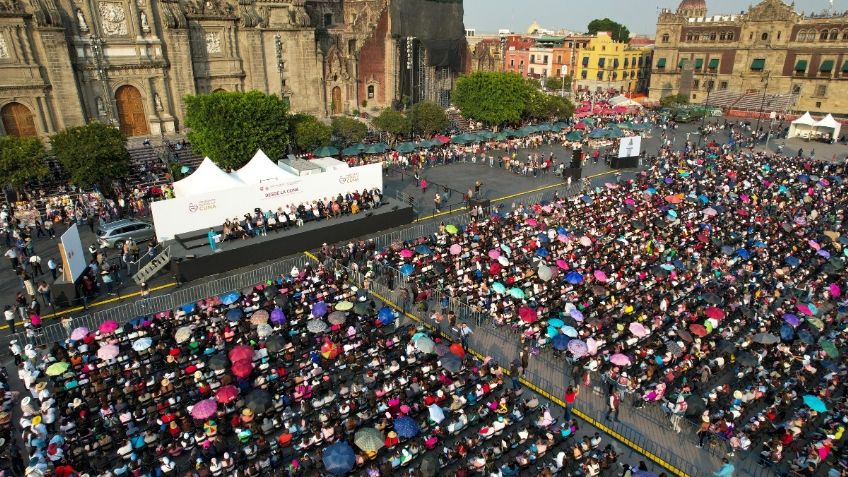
[574,32,653,93]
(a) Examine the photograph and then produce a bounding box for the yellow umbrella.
[46,362,70,376]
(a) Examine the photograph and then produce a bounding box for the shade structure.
[232,149,295,183]
[354,427,384,452]
[191,399,218,420]
[173,157,245,198]
[363,142,389,154]
[393,416,420,438]
[323,441,355,476]
[788,112,817,138]
[394,142,418,153]
[245,388,272,413]
[312,145,340,157]
[341,144,364,156]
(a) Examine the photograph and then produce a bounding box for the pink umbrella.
[809,240,821,251]
[702,208,717,217]
[593,270,608,282]
[70,327,89,341]
[99,320,119,334]
[215,385,239,404]
[624,198,636,206]
[579,236,592,247]
[628,322,648,338]
[556,259,569,270]
[797,304,813,316]
[488,249,500,260]
[400,249,413,258]
[228,345,254,363]
[610,353,631,366]
[704,307,725,320]
[518,307,537,323]
[830,283,842,298]
[557,234,569,243]
[97,344,120,360]
[231,359,254,379]
[526,218,538,227]
[191,398,218,420]
[585,337,598,355]
[449,244,461,255]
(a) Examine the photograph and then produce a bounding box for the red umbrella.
[228,345,254,363]
[704,307,725,320]
[664,195,683,204]
[191,398,218,420]
[321,341,341,359]
[449,343,465,358]
[231,359,254,379]
[489,263,502,275]
[689,324,708,337]
[215,385,239,404]
[518,306,537,323]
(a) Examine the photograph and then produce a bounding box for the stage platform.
[169,199,414,282]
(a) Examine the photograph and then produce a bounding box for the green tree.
[545,76,572,91]
[0,136,48,193]
[331,116,368,147]
[524,90,575,121]
[184,90,290,169]
[587,18,630,43]
[373,108,410,145]
[660,93,690,108]
[49,122,130,189]
[453,71,532,127]
[291,114,332,152]
[410,101,449,136]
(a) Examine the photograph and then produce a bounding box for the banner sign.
[618,136,642,159]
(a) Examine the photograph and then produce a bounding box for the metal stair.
[132,246,170,285]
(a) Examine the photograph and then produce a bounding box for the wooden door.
[1,102,37,137]
[331,86,342,115]
[115,85,149,136]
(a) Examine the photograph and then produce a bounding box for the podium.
[610,156,639,169]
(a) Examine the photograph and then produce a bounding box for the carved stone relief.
[99,2,128,36]
[0,36,9,59]
[205,31,222,53]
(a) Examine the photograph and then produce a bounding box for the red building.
[503,35,535,76]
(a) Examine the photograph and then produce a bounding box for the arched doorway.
[331,86,342,115]
[115,85,149,136]
[1,102,37,137]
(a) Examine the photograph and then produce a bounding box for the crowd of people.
[345,140,848,475]
[9,260,660,477]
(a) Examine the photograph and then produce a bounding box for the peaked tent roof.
[232,149,295,184]
[814,113,841,129]
[173,157,246,198]
[791,112,816,127]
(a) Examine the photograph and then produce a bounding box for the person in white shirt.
[4,306,15,334]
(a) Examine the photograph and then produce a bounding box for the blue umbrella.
[500,244,511,255]
[780,324,794,341]
[181,303,196,314]
[415,245,431,255]
[698,194,709,204]
[400,264,415,276]
[580,195,593,204]
[736,249,751,260]
[803,395,827,412]
[548,318,564,328]
[552,334,569,350]
[428,404,446,423]
[378,307,395,325]
[667,209,678,219]
[536,248,550,258]
[509,287,526,299]
[226,308,243,322]
[220,292,240,305]
[393,416,420,438]
[565,272,584,285]
[546,325,559,338]
[660,263,675,271]
[322,441,356,476]
[785,256,800,266]
[312,302,328,317]
[570,309,584,321]
[561,325,578,338]
[492,282,506,294]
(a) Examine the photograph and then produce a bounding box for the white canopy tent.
[788,112,817,139]
[232,149,295,184]
[173,157,245,198]
[813,113,842,140]
[311,157,349,172]
[609,95,642,108]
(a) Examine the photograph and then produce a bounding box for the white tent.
[813,113,842,140]
[232,149,295,184]
[788,112,817,139]
[311,157,349,172]
[173,157,245,198]
[609,94,642,108]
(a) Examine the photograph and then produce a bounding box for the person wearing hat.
[384,430,399,448]
[241,408,254,424]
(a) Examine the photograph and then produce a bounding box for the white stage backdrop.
[617,136,642,158]
[59,223,87,281]
[152,163,383,241]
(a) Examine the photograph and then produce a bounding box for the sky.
[464,0,836,36]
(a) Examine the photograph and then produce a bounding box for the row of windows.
[655,57,720,70]
[580,57,648,68]
[579,70,642,80]
[678,31,737,42]
[797,29,848,41]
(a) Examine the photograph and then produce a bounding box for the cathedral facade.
[0,0,465,137]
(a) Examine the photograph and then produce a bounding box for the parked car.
[97,219,154,249]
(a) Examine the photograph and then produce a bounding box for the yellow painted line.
[0,282,178,331]
[304,252,689,477]
[411,170,618,223]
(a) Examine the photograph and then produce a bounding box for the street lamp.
[754,71,771,136]
[406,36,415,108]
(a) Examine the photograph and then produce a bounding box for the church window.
[367,85,375,99]
[842,30,848,40]
[661,33,669,43]
[719,32,726,40]
[761,32,768,41]
[726,32,734,40]
[324,13,333,27]
[709,32,716,41]
[821,30,829,41]
[831,29,839,40]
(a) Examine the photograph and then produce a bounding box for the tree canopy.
[184,90,290,169]
[372,109,410,144]
[49,122,130,190]
[524,89,575,121]
[453,72,532,126]
[331,116,368,147]
[0,136,48,192]
[587,18,630,43]
[410,101,449,136]
[660,93,690,108]
[291,114,332,152]
[544,76,572,91]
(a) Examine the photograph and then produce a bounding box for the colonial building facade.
[0,0,465,137]
[649,0,848,114]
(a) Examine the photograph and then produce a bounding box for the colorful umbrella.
[593,270,608,282]
[519,306,537,323]
[70,327,89,341]
[704,307,725,320]
[354,428,385,452]
[228,345,254,363]
[256,323,273,338]
[225,308,243,321]
[689,324,708,337]
[323,442,356,476]
[97,344,120,360]
[568,339,588,357]
[335,300,353,311]
[803,395,827,412]
[307,319,328,333]
[783,313,800,327]
[328,311,346,325]
[428,404,445,423]
[219,292,240,305]
[175,326,193,344]
[449,244,462,255]
[565,272,584,285]
[629,322,648,338]
[250,310,269,325]
[312,302,328,317]
[231,359,254,379]
[393,416,420,438]
[509,287,526,299]
[552,334,569,350]
[46,362,69,376]
[449,343,465,358]
[132,337,152,351]
[610,353,631,366]
[99,320,119,334]
[320,341,340,359]
[270,308,286,325]
[414,337,436,354]
[561,325,578,338]
[445,224,458,235]
[215,385,239,404]
[492,282,506,294]
[399,249,413,258]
